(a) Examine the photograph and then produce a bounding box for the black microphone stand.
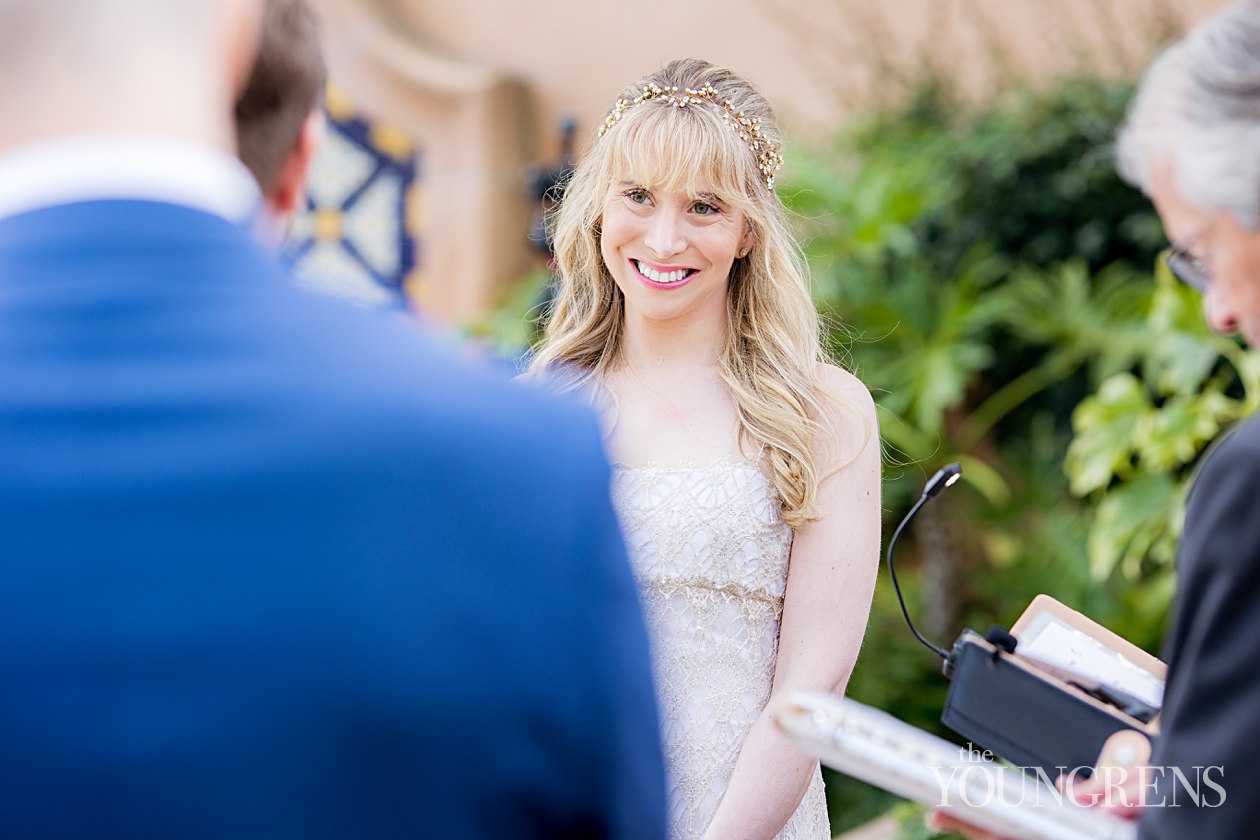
[885,463,961,661]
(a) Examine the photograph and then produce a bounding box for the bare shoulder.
[815,362,876,420]
[814,362,878,463]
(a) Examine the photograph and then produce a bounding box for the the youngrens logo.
[929,744,1226,810]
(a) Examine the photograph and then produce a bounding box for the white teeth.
[636,260,689,284]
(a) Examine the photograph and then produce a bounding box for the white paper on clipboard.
[776,691,1137,840]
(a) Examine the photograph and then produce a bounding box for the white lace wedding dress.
[611,460,829,840]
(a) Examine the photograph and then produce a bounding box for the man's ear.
[267,109,324,217]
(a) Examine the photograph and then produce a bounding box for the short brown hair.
[234,0,326,191]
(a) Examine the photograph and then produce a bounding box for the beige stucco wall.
[309,0,1235,322]
[386,0,1232,156]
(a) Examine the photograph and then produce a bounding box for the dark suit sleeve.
[1139,425,1260,838]
[569,416,668,840]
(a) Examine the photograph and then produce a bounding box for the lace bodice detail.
[611,461,828,840]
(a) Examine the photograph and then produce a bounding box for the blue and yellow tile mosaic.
[288,87,420,309]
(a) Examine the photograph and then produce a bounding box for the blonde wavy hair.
[528,58,856,528]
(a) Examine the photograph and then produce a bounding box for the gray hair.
[1117,0,1260,228]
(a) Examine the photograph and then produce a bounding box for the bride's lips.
[630,259,699,290]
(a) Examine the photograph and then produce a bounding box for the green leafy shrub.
[1065,264,1260,581]
[781,71,1260,834]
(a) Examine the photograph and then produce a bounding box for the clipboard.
[938,596,1163,779]
[777,691,1138,840]
[1011,595,1164,718]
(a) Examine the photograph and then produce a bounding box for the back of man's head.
[234,0,325,197]
[0,0,261,152]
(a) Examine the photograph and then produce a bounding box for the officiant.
[934,1,1260,837]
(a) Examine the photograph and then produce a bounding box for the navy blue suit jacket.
[0,199,665,839]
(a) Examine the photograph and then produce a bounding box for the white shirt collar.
[0,135,262,223]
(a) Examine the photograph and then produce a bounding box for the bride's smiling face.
[600,178,751,326]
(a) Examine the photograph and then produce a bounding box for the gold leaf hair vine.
[597,81,785,189]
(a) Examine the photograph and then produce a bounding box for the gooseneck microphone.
[886,462,962,661]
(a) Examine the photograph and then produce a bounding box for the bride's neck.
[617,317,727,376]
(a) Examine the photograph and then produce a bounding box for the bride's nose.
[644,207,687,259]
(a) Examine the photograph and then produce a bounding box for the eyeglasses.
[1162,225,1211,293]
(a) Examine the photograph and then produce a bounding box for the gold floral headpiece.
[597,81,785,189]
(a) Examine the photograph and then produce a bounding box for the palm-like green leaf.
[1066,373,1151,496]
[1135,392,1238,471]
[1087,471,1183,580]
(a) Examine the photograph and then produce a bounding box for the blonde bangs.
[602,103,757,211]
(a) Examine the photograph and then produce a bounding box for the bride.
[528,58,881,840]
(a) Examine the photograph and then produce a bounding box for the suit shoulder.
[392,345,607,476]
[1217,413,1260,453]
[1195,414,1260,489]
[1181,414,1260,579]
[253,300,607,476]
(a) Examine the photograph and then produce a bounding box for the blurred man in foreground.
[933,1,1260,837]
[0,1,665,837]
